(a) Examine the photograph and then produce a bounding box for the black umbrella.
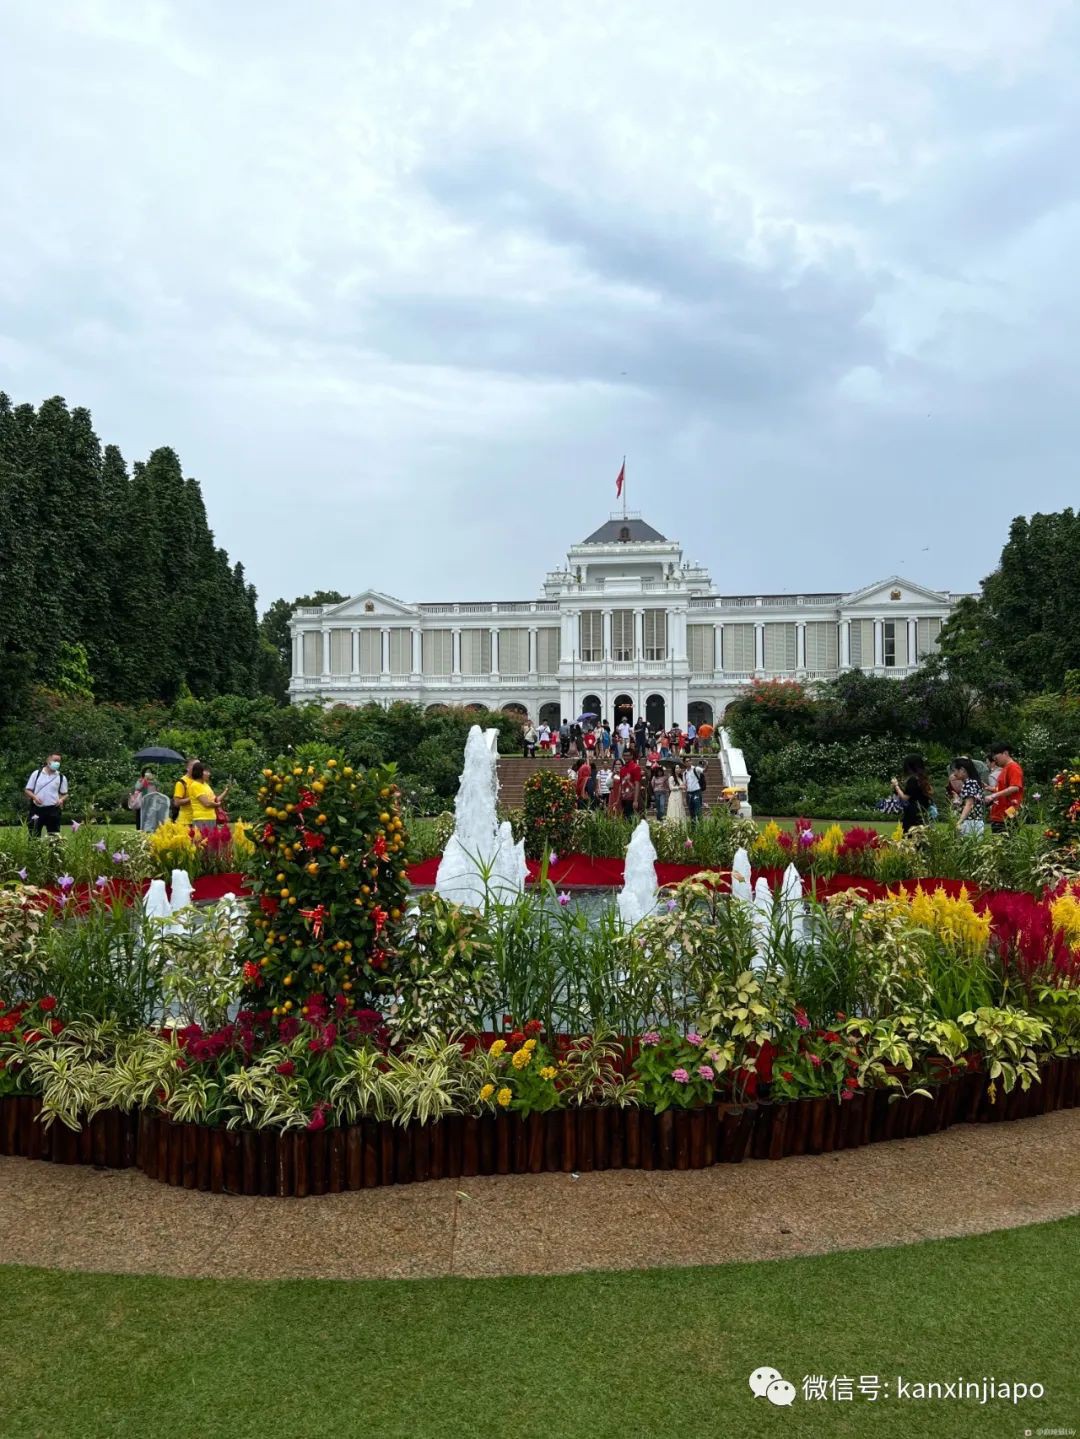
[133,746,185,764]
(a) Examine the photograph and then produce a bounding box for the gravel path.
[2,1111,1078,1282]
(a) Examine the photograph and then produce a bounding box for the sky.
[3,0,1079,609]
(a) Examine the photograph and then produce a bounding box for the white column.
[528,627,537,675]
[411,628,422,675]
[452,628,461,676]
[907,617,918,668]
[634,608,644,659]
[292,632,301,680]
[320,625,331,679]
[755,623,765,673]
[380,627,390,675]
[873,619,884,669]
[602,609,612,660]
[490,627,499,678]
[840,619,851,669]
[714,624,723,677]
[351,630,359,675]
[796,621,806,672]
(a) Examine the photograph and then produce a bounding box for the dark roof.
[582,518,667,544]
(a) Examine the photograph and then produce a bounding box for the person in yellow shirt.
[172,758,198,827]
[187,762,229,832]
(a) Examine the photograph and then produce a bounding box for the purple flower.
[57,874,75,891]
[94,875,108,891]
[70,820,81,832]
[686,1031,703,1046]
[111,850,130,864]
[684,838,693,850]
[697,1064,715,1081]
[548,851,558,865]
[94,840,107,853]
[1033,792,1042,802]
[57,892,69,907]
[17,867,27,881]
[666,898,677,912]
[557,891,571,907]
[799,830,816,848]
[671,1067,690,1084]
[640,1031,661,1047]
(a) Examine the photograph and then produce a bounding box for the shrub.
[242,758,410,1008]
[522,770,578,860]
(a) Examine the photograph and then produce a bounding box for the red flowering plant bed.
[522,769,579,861]
[0,994,65,1096]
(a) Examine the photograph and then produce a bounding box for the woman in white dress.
[665,763,688,825]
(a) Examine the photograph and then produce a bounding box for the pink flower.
[640,1031,661,1047]
[684,838,693,850]
[94,875,108,891]
[809,1054,822,1068]
[671,1067,690,1084]
[794,1007,810,1030]
[305,1103,329,1132]
[70,821,81,832]
[697,1064,715,1081]
[548,851,558,864]
[686,1031,703,1046]
[557,891,571,907]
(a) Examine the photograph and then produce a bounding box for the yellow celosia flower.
[523,1038,537,1052]
[1051,893,1080,949]
[479,1084,495,1101]
[897,885,991,954]
[752,821,782,855]
[231,818,255,859]
[817,824,845,857]
[496,1087,512,1108]
[539,1066,557,1081]
[511,1047,531,1070]
[489,1039,507,1058]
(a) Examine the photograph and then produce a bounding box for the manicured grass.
[2,1218,1077,1438]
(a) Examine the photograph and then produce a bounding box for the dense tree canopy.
[0,393,261,714]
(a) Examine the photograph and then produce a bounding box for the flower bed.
[4,1056,1077,1196]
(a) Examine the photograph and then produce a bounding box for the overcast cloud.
[3,0,1079,607]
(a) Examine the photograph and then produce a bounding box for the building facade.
[288,516,962,729]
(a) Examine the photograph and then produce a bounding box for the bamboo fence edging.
[2,1055,1079,1196]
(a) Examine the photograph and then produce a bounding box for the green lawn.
[2,1218,1077,1438]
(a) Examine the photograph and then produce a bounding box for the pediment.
[841,575,949,608]
[321,590,417,620]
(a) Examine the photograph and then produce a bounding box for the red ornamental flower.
[276,1060,296,1077]
[809,1054,822,1068]
[38,995,57,1012]
[24,1030,44,1045]
[508,1030,525,1049]
[369,949,387,970]
[301,829,326,851]
[844,1076,859,1091]
[241,961,262,984]
[823,1031,841,1044]
[0,1015,18,1034]
[371,906,389,936]
[305,1103,329,1132]
[297,791,317,811]
[48,1018,64,1036]
[781,1070,794,1082]
[261,823,275,843]
[373,835,388,861]
[259,896,279,915]
[524,1018,543,1037]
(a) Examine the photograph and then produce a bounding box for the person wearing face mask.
[25,752,69,836]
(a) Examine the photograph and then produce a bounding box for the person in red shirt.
[620,753,642,820]
[987,743,1024,831]
[574,758,593,809]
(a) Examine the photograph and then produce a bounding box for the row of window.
[299,618,942,677]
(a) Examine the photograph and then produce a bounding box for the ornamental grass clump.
[242,759,410,1008]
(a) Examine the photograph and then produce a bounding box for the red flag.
[615,461,625,498]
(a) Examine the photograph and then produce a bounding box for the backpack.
[585,774,597,798]
[170,778,188,823]
[696,765,707,794]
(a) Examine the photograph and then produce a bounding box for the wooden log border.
[2,1056,1079,1196]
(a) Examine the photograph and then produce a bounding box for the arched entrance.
[613,693,634,725]
[688,700,713,729]
[646,693,666,732]
[539,701,561,729]
[502,702,527,718]
[425,703,449,715]
[580,693,602,724]
[464,703,486,713]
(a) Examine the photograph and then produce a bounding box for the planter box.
[0,1095,137,1168]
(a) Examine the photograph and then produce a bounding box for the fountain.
[435,726,526,909]
[617,820,659,927]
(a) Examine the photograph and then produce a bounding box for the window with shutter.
[302,632,323,676]
[764,623,797,672]
[329,629,352,675]
[687,624,715,673]
[643,610,667,661]
[358,630,381,675]
[848,619,874,668]
[611,609,634,660]
[804,622,838,672]
[917,617,942,659]
[579,612,603,661]
[388,628,412,675]
[723,623,756,671]
[498,629,528,674]
[536,628,560,675]
[460,628,492,675]
[422,631,453,675]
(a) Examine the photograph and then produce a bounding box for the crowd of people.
[519,713,742,824]
[884,743,1025,836]
[21,753,231,838]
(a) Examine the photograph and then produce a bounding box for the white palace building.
[288,515,961,731]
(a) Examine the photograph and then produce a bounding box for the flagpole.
[622,454,627,518]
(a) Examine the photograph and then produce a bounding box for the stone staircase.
[495,753,730,813]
